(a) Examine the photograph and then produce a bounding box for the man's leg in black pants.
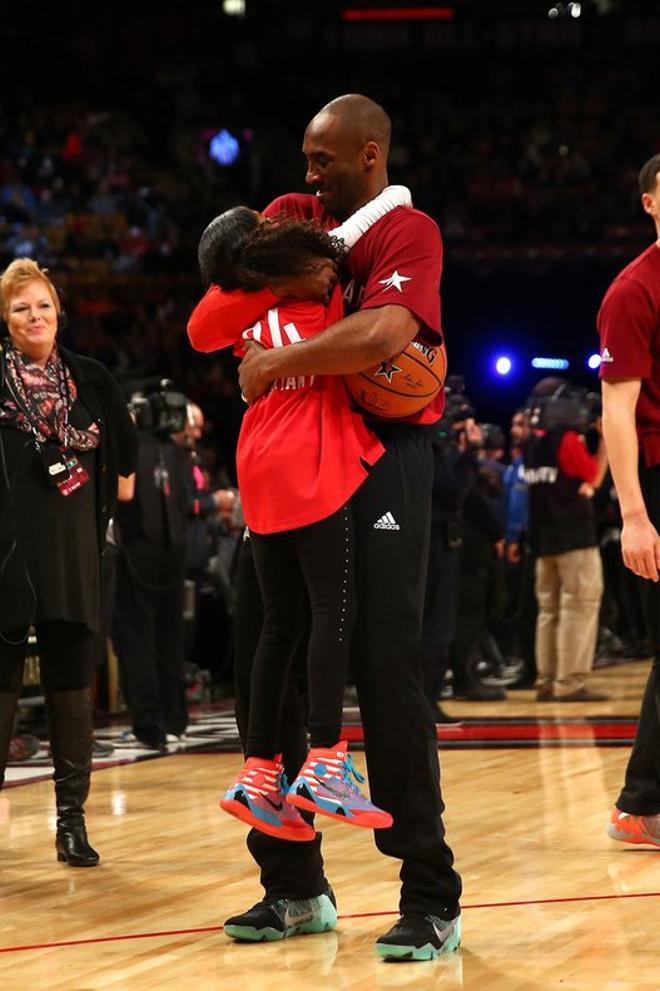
[351,428,462,920]
[153,546,188,738]
[614,563,660,817]
[232,536,327,901]
[112,546,163,748]
[613,464,660,820]
[421,531,459,704]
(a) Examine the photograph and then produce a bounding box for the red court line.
[2,890,660,955]
[343,722,637,744]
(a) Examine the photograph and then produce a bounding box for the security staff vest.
[523,429,597,557]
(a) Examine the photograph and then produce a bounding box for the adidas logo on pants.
[373,512,400,530]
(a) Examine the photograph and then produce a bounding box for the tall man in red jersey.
[189,95,462,960]
[599,154,660,849]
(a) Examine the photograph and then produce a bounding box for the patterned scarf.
[0,345,100,451]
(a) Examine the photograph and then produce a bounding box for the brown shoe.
[555,687,610,702]
[536,687,554,701]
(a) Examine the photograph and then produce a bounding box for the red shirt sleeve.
[262,194,322,223]
[558,431,598,484]
[359,210,442,336]
[187,285,278,353]
[597,276,655,379]
[188,194,327,354]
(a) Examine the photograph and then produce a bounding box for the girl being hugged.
[198,187,411,840]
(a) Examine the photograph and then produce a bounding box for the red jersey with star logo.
[191,286,384,534]
[262,194,445,424]
[187,196,446,426]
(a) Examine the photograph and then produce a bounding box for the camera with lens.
[434,374,478,447]
[128,378,188,436]
[526,384,601,433]
[480,423,505,451]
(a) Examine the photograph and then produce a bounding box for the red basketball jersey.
[236,287,384,534]
[264,193,446,424]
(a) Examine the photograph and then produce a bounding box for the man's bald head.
[311,94,391,156]
[303,94,392,220]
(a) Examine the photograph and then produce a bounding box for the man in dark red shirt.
[189,94,462,961]
[599,154,660,849]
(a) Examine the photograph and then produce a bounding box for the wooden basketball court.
[2,660,659,990]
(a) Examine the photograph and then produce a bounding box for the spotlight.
[222,0,245,14]
[209,128,240,166]
[531,357,570,370]
[587,353,602,370]
[495,356,513,376]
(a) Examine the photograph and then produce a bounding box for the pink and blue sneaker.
[286,742,393,829]
[220,757,316,842]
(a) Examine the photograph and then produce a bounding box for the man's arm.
[239,304,421,401]
[118,474,135,501]
[557,429,608,495]
[188,286,278,353]
[593,429,609,489]
[240,208,442,400]
[602,377,660,581]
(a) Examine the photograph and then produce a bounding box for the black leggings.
[247,504,355,758]
[0,620,95,694]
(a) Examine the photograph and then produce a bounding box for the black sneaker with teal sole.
[376,912,462,961]
[224,886,337,942]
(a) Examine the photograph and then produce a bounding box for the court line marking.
[2,890,660,955]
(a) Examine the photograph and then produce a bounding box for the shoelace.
[341,753,365,787]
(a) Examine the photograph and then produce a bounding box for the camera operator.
[502,410,538,689]
[172,401,240,692]
[523,377,609,702]
[112,380,190,749]
[422,378,505,716]
[172,402,238,575]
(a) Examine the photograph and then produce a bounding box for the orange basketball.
[344,338,447,419]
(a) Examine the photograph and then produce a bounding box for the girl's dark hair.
[198,207,345,291]
[198,206,259,289]
[238,218,345,291]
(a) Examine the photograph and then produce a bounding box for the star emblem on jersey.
[378,270,411,293]
[375,359,402,383]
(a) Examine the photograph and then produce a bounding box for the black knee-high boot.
[46,687,99,867]
[0,691,20,790]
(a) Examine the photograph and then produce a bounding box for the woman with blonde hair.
[0,258,136,866]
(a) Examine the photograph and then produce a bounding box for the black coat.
[0,346,137,631]
[58,347,137,551]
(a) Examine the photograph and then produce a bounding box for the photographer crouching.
[113,380,190,750]
[524,377,609,701]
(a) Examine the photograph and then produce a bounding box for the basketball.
[344,338,447,419]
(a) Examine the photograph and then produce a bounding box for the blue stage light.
[587,353,602,370]
[209,129,240,166]
[531,357,570,370]
[495,356,513,376]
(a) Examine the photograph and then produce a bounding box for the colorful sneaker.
[607,807,660,848]
[224,885,337,942]
[220,757,315,842]
[286,742,393,829]
[376,912,462,961]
